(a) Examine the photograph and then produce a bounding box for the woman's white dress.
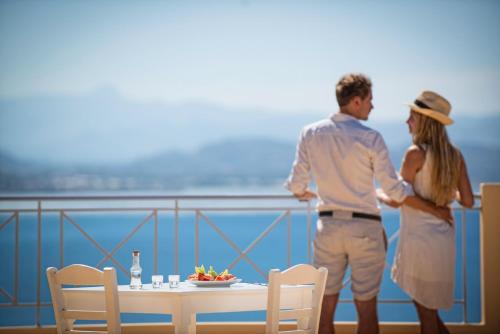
[391,151,455,310]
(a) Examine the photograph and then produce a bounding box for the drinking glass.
[152,274,163,289]
[168,274,180,288]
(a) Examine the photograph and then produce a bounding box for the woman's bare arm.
[456,153,474,208]
[400,145,424,184]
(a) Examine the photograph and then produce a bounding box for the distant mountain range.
[0,138,293,191]
[0,88,320,164]
[1,138,498,192]
[1,89,499,192]
[1,88,499,164]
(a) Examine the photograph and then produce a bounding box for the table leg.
[171,301,184,334]
[187,313,196,334]
[172,310,196,334]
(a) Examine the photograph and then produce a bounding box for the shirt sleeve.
[371,133,413,202]
[284,128,311,194]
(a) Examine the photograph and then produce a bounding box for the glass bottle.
[129,250,142,289]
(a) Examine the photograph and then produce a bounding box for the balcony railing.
[0,190,494,332]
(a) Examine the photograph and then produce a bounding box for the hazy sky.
[1,0,500,120]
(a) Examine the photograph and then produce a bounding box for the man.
[284,73,451,334]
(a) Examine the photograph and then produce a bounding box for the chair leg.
[297,316,310,330]
[66,319,75,330]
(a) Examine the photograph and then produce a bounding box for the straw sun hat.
[407,90,453,125]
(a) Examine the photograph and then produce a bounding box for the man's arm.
[403,195,453,223]
[395,146,453,223]
[372,136,452,223]
[372,134,412,204]
[284,129,316,200]
[377,189,453,223]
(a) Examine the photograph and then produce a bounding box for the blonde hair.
[412,112,461,206]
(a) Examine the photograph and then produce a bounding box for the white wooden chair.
[46,264,121,334]
[266,264,328,334]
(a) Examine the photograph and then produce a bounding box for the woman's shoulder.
[404,145,426,164]
[400,144,426,182]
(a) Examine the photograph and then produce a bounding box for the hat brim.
[406,103,454,125]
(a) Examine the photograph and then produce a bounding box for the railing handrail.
[0,194,297,201]
[0,192,482,202]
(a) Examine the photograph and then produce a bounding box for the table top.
[66,281,311,295]
[125,282,268,294]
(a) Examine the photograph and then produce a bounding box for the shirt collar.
[330,112,360,123]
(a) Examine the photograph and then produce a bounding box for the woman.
[378,91,474,334]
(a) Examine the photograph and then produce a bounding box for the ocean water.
[0,208,481,326]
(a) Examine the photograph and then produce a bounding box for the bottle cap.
[132,250,140,255]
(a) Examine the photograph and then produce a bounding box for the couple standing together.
[285,73,474,334]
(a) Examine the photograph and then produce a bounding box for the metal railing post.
[36,200,42,327]
[461,207,468,323]
[287,210,291,268]
[59,210,64,268]
[195,210,200,266]
[154,209,158,275]
[14,212,19,305]
[307,200,312,264]
[175,199,179,274]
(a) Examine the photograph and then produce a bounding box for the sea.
[0,187,481,326]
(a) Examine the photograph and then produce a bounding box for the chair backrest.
[265,264,328,334]
[46,264,121,334]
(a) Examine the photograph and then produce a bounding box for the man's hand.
[293,189,317,201]
[376,188,401,208]
[435,206,454,226]
[403,195,454,226]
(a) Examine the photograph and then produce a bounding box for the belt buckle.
[332,211,353,220]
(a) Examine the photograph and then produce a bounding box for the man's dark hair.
[335,73,372,107]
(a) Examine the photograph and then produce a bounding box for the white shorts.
[313,216,387,301]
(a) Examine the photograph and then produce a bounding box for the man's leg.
[348,220,386,334]
[413,300,440,334]
[354,296,379,334]
[313,218,346,334]
[319,293,339,334]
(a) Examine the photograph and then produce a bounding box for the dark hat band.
[414,99,431,109]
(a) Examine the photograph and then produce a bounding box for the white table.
[63,282,313,334]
